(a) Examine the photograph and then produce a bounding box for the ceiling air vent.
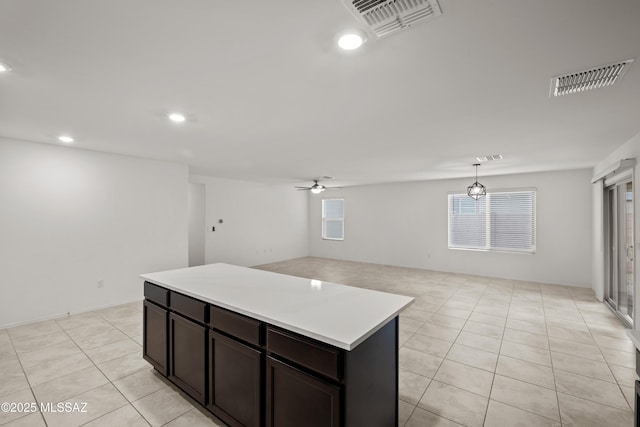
[476,154,503,162]
[343,0,442,38]
[550,59,634,97]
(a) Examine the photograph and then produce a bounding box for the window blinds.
[322,199,344,240]
[448,190,536,253]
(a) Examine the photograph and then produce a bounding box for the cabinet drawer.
[211,306,263,347]
[267,327,342,381]
[170,292,208,324]
[144,282,169,307]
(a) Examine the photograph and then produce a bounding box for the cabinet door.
[208,331,262,427]
[169,312,207,404]
[266,357,340,427]
[143,300,168,376]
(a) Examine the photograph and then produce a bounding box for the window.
[322,199,344,240]
[448,190,536,253]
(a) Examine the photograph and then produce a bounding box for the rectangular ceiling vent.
[343,0,442,38]
[477,154,503,162]
[550,59,634,97]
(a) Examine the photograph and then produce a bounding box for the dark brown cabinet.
[143,282,399,427]
[143,300,168,376]
[208,330,262,427]
[266,321,399,427]
[169,312,207,404]
[266,356,340,427]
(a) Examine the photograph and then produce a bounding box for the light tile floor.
[0,302,225,427]
[0,256,636,426]
[256,257,636,427]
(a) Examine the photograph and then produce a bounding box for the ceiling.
[1,0,639,187]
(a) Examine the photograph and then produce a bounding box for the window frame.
[322,198,345,241]
[447,188,536,254]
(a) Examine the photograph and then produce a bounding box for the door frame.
[604,168,635,328]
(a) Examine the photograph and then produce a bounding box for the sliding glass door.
[604,177,634,327]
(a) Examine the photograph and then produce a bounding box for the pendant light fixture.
[467,163,486,200]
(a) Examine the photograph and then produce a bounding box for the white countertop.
[141,263,414,350]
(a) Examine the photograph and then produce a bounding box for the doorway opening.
[188,183,206,267]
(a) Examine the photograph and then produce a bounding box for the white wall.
[0,138,189,328]
[593,130,640,325]
[310,169,593,287]
[190,175,309,267]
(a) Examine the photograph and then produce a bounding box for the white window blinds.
[322,199,344,240]
[448,190,536,253]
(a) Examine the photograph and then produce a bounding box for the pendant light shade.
[467,163,486,200]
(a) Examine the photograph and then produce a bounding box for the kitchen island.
[141,263,413,427]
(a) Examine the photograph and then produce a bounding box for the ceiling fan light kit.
[295,177,341,194]
[467,163,486,200]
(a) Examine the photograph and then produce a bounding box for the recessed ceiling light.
[58,135,74,143]
[168,113,186,123]
[337,31,367,50]
[0,63,11,73]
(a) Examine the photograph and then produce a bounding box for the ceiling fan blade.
[294,177,338,192]
[325,187,343,190]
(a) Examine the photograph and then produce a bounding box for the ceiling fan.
[295,177,341,194]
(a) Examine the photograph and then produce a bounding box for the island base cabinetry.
[143,281,399,427]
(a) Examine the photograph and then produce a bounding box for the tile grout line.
[4,261,635,427]
[402,277,477,425]
[573,295,632,412]
[57,311,138,427]
[546,288,634,419]
[544,292,564,425]
[266,259,634,425]
[8,306,153,427]
[90,307,221,427]
[74,308,157,427]
[481,278,514,426]
[3,331,46,427]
